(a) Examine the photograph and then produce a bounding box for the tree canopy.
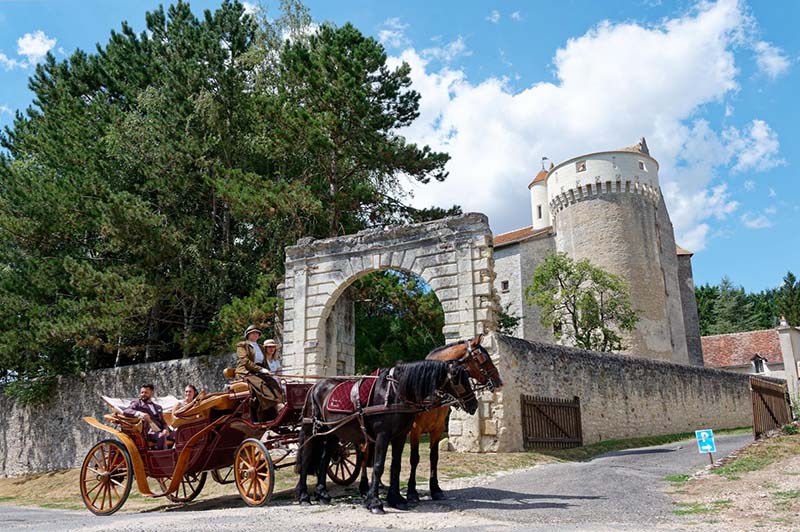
[0,0,449,403]
[696,271,799,335]
[525,252,639,352]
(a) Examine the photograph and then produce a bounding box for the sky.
[0,0,797,292]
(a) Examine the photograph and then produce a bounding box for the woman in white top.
[263,338,282,375]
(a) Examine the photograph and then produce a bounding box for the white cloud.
[17,30,56,64]
[486,10,500,24]
[724,119,785,173]
[0,104,12,115]
[768,187,776,197]
[378,17,410,49]
[0,52,20,70]
[764,206,777,214]
[391,0,775,251]
[753,40,790,79]
[242,2,258,16]
[741,211,772,229]
[422,36,471,64]
[743,179,755,190]
[511,11,522,22]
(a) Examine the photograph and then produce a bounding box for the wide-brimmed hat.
[263,339,278,348]
[243,325,262,339]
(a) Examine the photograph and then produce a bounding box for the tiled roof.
[676,245,693,256]
[701,329,783,368]
[528,170,549,188]
[493,226,552,247]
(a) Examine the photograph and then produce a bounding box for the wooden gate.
[521,395,582,450]
[751,376,793,439]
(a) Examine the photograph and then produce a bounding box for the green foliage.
[497,304,522,335]
[352,271,445,373]
[696,271,798,335]
[525,252,639,352]
[0,0,448,402]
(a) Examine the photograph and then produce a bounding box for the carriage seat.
[223,367,250,396]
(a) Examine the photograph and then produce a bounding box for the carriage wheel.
[327,440,362,486]
[157,471,207,503]
[211,465,235,485]
[234,439,275,507]
[79,439,133,516]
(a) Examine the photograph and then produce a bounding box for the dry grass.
[669,430,800,530]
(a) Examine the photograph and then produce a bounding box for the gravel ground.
[0,434,753,532]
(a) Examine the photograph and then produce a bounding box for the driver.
[236,325,285,422]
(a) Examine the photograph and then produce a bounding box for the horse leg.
[386,433,409,511]
[358,442,369,497]
[294,425,316,505]
[313,436,335,504]
[364,433,389,514]
[406,424,422,503]
[429,425,446,500]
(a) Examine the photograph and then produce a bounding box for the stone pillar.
[777,326,800,403]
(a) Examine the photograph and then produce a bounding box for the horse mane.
[426,339,465,358]
[395,360,449,404]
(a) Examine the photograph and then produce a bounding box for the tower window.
[576,161,587,173]
[638,160,647,171]
[537,205,542,219]
[500,280,509,292]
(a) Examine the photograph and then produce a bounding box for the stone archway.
[279,213,497,377]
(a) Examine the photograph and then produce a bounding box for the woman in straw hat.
[236,325,284,422]
[262,338,282,375]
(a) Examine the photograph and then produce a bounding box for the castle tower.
[528,165,552,231]
[543,138,690,364]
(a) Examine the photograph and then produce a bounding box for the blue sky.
[0,0,797,292]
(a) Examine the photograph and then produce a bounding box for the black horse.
[294,359,478,514]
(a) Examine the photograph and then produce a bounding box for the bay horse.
[294,359,478,514]
[406,334,502,503]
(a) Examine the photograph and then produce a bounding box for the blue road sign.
[695,429,716,453]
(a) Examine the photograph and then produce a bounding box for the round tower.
[546,138,689,364]
[528,168,551,230]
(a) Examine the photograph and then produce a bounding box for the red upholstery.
[325,378,377,414]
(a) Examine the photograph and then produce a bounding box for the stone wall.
[448,333,753,452]
[678,254,704,366]
[0,355,233,477]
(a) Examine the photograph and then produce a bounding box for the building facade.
[494,139,704,365]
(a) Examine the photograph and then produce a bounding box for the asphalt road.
[0,433,753,532]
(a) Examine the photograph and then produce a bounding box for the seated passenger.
[262,339,282,375]
[173,384,199,413]
[124,384,173,449]
[236,325,285,422]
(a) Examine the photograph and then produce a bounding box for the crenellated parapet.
[549,179,661,215]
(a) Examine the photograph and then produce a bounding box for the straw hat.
[263,339,278,348]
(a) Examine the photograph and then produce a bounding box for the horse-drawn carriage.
[80,335,501,516]
[80,371,360,515]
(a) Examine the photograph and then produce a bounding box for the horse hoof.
[388,501,408,511]
[431,491,446,501]
[370,506,385,515]
[299,499,311,506]
[407,492,420,504]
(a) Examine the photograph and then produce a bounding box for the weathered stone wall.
[325,288,356,375]
[448,333,753,452]
[678,254,704,366]
[0,355,233,477]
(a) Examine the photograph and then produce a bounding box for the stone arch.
[279,213,497,377]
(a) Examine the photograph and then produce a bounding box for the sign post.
[695,429,717,465]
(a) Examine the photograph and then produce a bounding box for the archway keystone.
[279,213,498,377]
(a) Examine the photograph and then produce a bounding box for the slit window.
[501,280,509,292]
[537,205,543,219]
[576,161,587,173]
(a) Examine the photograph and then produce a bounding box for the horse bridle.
[461,340,501,392]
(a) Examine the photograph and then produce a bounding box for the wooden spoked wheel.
[211,465,235,485]
[234,439,275,507]
[157,471,207,503]
[327,440,362,486]
[79,439,133,516]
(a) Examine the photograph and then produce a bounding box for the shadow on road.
[599,448,677,458]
